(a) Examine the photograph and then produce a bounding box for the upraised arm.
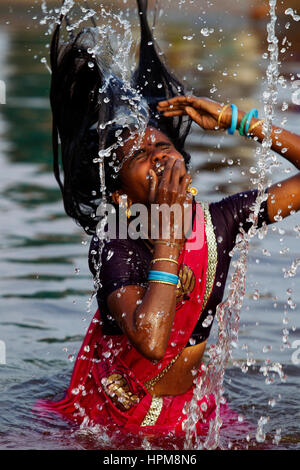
[158,96,300,224]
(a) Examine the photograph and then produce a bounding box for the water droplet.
[252,290,260,301]
[262,249,271,257]
[202,314,214,328]
[285,8,300,22]
[200,27,214,37]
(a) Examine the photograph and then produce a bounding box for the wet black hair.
[50,0,192,235]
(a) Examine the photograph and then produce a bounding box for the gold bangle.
[148,280,178,287]
[150,258,179,265]
[218,103,230,128]
[248,119,265,135]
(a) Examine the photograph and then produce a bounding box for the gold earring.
[126,201,132,219]
[118,194,131,218]
[188,182,198,196]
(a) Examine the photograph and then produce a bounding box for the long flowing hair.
[50,0,192,235]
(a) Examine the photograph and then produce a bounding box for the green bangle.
[239,112,250,137]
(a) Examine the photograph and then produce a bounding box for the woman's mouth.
[155,164,165,178]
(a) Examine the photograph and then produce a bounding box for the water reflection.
[0,0,299,450]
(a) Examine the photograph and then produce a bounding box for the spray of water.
[40,0,294,449]
[86,8,149,316]
[183,0,281,450]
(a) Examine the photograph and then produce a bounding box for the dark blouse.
[89,190,270,345]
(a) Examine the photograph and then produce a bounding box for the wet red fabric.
[36,204,222,436]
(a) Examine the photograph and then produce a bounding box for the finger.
[180,172,192,192]
[158,101,186,109]
[169,158,183,190]
[185,106,205,126]
[148,169,158,203]
[160,110,186,117]
[158,156,177,186]
[158,96,191,108]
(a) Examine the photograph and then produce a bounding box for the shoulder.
[88,235,150,277]
[201,188,270,234]
[209,189,258,213]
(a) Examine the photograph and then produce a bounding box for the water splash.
[83,7,149,315]
[285,8,300,22]
[183,0,280,450]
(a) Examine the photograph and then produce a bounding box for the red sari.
[36,203,222,438]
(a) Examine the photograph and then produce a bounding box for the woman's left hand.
[157,96,231,131]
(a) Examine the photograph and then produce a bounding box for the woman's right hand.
[157,96,232,131]
[148,156,192,244]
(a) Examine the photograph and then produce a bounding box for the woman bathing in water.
[38,1,300,440]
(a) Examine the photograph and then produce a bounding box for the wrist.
[153,240,181,257]
[236,110,247,129]
[222,106,234,129]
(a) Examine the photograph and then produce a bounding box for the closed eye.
[132,148,146,159]
[155,142,171,149]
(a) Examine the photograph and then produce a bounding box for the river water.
[0,0,299,450]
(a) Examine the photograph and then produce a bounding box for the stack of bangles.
[148,255,179,286]
[218,103,264,137]
[148,268,179,286]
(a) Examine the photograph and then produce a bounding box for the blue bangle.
[148,270,179,285]
[245,108,258,135]
[227,104,238,135]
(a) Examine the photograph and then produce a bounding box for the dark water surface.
[0,1,299,450]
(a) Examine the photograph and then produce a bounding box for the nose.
[150,149,168,165]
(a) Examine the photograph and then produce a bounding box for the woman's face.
[114,127,186,205]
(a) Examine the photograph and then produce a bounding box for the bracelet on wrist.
[238,108,259,137]
[148,280,178,287]
[247,119,265,135]
[244,108,258,135]
[227,104,238,135]
[147,270,179,285]
[217,103,230,129]
[150,258,179,266]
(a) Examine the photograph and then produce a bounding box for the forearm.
[237,113,300,170]
[132,243,180,360]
